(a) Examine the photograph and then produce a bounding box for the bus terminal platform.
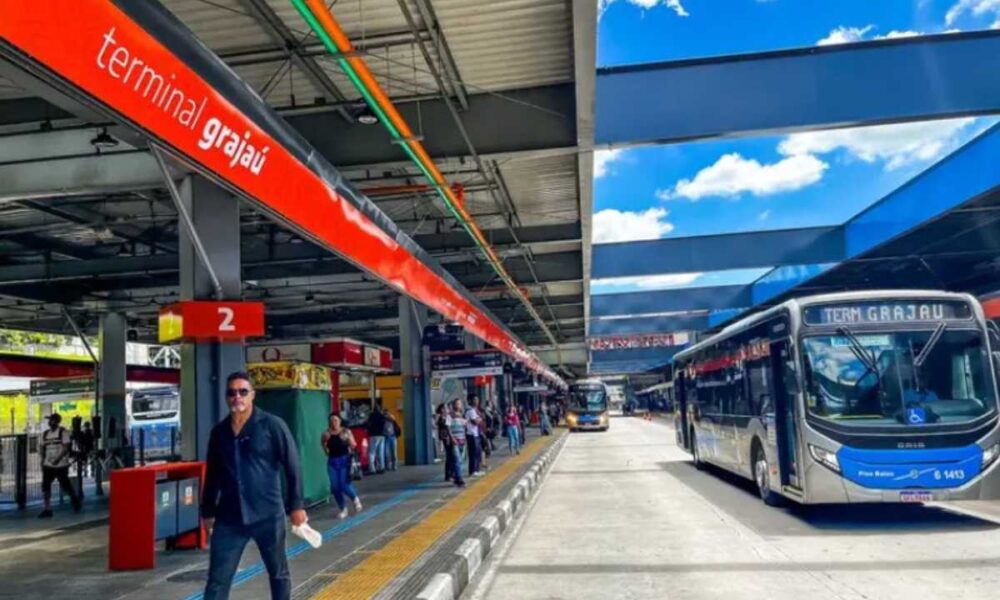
[0,430,557,600]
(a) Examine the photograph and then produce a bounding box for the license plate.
[899,491,933,503]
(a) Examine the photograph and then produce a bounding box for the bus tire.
[691,429,704,470]
[753,442,784,507]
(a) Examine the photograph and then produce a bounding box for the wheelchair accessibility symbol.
[906,407,927,425]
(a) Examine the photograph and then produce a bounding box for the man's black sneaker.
[38,509,53,519]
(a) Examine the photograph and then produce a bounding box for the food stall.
[247,360,332,505]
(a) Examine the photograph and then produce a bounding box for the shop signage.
[245,343,312,363]
[158,301,265,343]
[312,339,392,371]
[589,332,690,351]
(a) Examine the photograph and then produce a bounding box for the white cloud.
[817,26,928,46]
[599,0,689,18]
[758,210,772,221]
[880,30,922,39]
[594,149,625,179]
[593,272,703,290]
[817,25,873,46]
[946,0,1000,26]
[660,153,828,200]
[592,207,675,244]
[778,118,976,170]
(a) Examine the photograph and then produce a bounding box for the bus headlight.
[599,412,609,425]
[566,412,578,426]
[982,443,1000,468]
[808,444,841,473]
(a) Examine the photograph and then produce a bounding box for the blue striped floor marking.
[182,483,433,600]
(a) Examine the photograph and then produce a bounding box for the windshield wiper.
[837,326,878,373]
[914,322,946,369]
[837,326,887,408]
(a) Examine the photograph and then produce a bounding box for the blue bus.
[566,379,610,432]
[128,386,180,459]
[674,290,1000,506]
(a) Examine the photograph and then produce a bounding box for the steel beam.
[590,314,709,335]
[592,226,844,279]
[0,152,181,202]
[591,285,752,318]
[597,32,1000,147]
[286,84,576,167]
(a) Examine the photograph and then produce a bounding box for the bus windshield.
[131,393,179,420]
[801,329,996,427]
[570,386,607,413]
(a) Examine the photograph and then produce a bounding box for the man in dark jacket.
[202,372,307,600]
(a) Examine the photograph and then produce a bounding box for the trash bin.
[109,461,206,571]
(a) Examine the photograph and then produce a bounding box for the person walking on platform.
[38,413,81,518]
[436,404,465,487]
[539,402,552,436]
[465,397,484,477]
[366,404,387,475]
[383,409,400,472]
[202,372,307,600]
[517,405,528,446]
[322,413,363,519]
[505,406,521,455]
[449,399,469,478]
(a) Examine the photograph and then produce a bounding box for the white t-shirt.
[465,408,481,437]
[41,427,72,469]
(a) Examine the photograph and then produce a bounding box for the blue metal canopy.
[596,31,1000,147]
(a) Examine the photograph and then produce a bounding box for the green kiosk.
[248,361,332,505]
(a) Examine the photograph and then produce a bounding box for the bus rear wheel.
[753,445,783,507]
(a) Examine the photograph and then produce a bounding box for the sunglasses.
[226,388,252,398]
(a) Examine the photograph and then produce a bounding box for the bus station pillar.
[177,175,244,461]
[98,312,127,457]
[399,297,433,465]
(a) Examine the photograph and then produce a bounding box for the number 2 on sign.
[218,307,236,332]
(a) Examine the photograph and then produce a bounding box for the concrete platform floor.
[0,432,543,600]
[467,416,1000,600]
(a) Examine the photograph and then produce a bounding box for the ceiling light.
[355,105,379,126]
[90,127,119,150]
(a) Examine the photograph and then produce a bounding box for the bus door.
[769,339,800,489]
[675,373,689,449]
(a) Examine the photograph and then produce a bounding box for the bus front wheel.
[753,444,784,507]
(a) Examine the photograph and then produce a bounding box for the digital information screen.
[803,301,972,326]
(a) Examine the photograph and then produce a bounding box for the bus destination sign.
[804,301,972,326]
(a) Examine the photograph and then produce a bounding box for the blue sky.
[591,0,1000,296]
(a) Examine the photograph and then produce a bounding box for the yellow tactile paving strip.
[310,434,559,600]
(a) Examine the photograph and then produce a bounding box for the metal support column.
[178,175,244,461]
[98,312,127,461]
[400,297,432,466]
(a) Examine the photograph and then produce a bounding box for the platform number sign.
[218,306,236,332]
[159,301,265,343]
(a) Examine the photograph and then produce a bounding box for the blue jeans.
[327,456,358,510]
[444,443,464,484]
[467,435,481,475]
[507,426,520,453]
[368,435,385,473]
[204,515,289,600]
[384,435,398,470]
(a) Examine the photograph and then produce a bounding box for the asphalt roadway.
[465,416,1000,600]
